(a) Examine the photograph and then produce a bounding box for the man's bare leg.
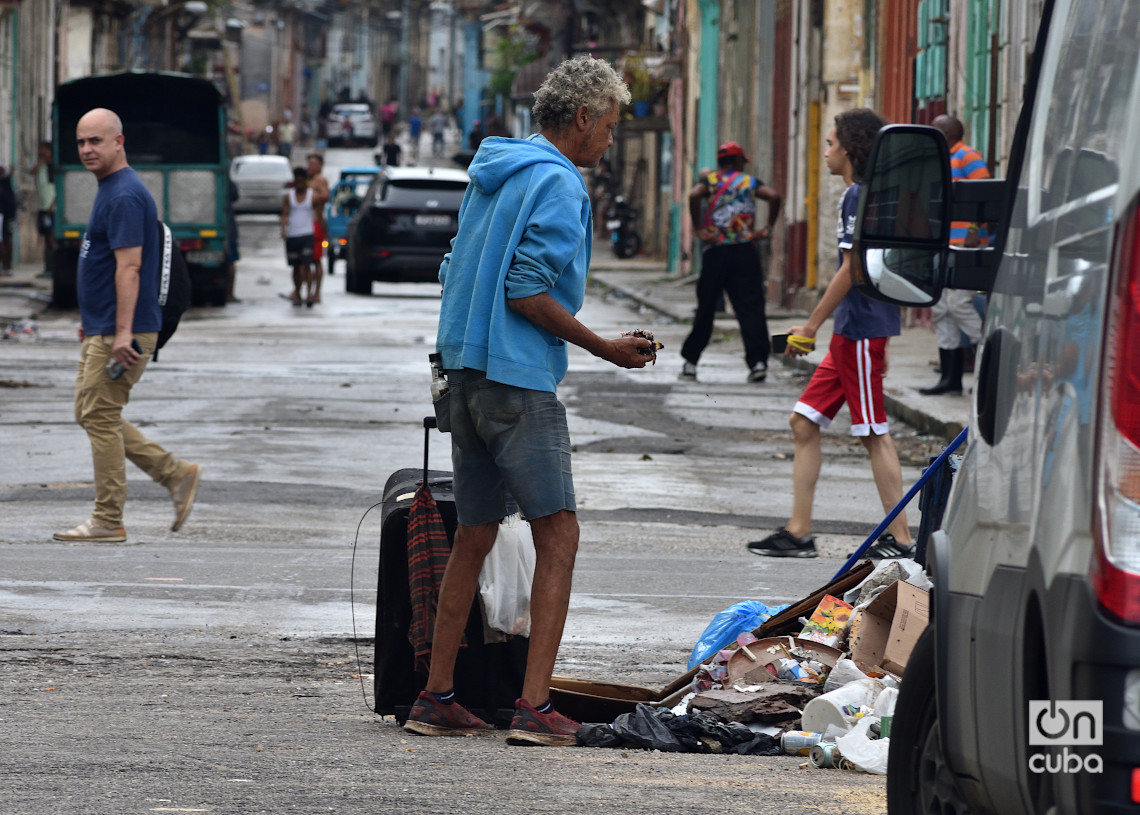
[312,257,323,303]
[423,520,499,693]
[861,431,910,542]
[787,412,822,539]
[290,264,303,304]
[421,509,580,708]
[519,509,579,706]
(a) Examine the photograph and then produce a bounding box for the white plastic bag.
[836,715,891,774]
[478,514,536,637]
[823,657,874,694]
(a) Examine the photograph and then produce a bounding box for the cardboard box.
[848,580,930,675]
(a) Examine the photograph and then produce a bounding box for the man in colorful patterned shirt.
[919,115,989,396]
[679,141,782,383]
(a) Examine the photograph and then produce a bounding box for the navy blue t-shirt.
[77,166,162,336]
[832,183,900,340]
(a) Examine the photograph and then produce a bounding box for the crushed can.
[781,731,823,756]
[809,742,854,769]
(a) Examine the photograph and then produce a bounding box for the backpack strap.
[159,222,173,307]
[703,171,740,228]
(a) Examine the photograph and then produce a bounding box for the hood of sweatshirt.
[466,134,585,196]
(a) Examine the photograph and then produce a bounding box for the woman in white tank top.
[281,167,316,306]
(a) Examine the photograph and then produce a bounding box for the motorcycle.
[605,195,642,259]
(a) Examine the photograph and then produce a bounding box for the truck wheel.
[886,625,971,814]
[326,255,336,276]
[345,256,370,295]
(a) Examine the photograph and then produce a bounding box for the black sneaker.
[747,528,818,558]
[852,533,917,559]
[747,361,768,383]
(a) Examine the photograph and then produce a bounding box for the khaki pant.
[74,333,186,527]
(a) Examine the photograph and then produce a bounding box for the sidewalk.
[589,257,971,443]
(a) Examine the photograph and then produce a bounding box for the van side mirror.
[852,125,952,307]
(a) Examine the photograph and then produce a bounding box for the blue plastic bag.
[687,600,789,670]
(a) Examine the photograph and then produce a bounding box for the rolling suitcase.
[373,417,528,727]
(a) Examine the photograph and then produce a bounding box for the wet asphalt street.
[0,147,937,813]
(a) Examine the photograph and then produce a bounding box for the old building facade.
[1,0,1046,301]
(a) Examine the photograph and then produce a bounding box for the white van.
[853,0,1140,812]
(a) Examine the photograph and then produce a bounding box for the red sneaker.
[402,692,494,737]
[505,698,580,747]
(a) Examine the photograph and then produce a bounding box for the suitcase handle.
[423,416,436,484]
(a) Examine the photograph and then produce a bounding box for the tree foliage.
[488,25,539,98]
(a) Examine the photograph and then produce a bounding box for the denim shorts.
[447,368,575,526]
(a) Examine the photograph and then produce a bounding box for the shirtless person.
[282,167,316,306]
[306,154,331,294]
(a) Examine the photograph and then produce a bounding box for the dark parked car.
[344,166,469,294]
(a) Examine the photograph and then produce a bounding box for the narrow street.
[0,146,929,814]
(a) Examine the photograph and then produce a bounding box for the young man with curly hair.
[748,107,913,560]
[402,56,653,745]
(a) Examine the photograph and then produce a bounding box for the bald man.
[54,108,201,543]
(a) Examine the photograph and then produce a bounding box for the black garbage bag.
[576,704,783,756]
[611,704,686,752]
[685,711,757,751]
[661,713,706,752]
[576,722,623,748]
[731,732,782,756]
[674,711,779,755]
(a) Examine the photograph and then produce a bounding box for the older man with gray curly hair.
[403,55,652,746]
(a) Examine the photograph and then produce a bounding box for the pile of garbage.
[3,319,38,342]
[572,558,931,774]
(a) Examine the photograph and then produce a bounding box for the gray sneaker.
[679,361,697,381]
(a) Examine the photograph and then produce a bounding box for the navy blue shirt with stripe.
[77,166,162,336]
[832,183,900,341]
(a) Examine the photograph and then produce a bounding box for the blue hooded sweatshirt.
[436,134,592,393]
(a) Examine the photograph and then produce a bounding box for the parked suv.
[344,166,468,294]
[853,1,1140,812]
